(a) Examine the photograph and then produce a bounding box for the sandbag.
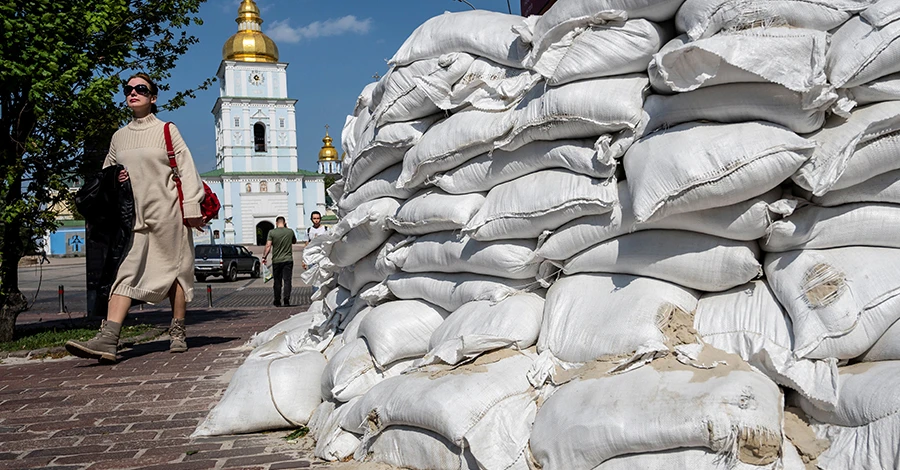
[373,52,475,125]
[425,293,545,366]
[191,351,326,436]
[529,18,668,86]
[826,4,900,88]
[643,83,831,135]
[793,101,900,196]
[385,189,485,235]
[464,169,618,241]
[648,29,830,102]
[342,350,537,470]
[765,246,900,359]
[357,299,449,368]
[537,184,781,261]
[859,318,900,361]
[809,169,900,206]
[594,446,797,470]
[431,139,614,195]
[676,0,867,40]
[337,164,417,214]
[321,338,413,402]
[384,272,531,312]
[368,426,480,470]
[539,273,699,363]
[386,231,539,280]
[311,401,361,462]
[842,71,900,107]
[763,202,900,252]
[337,233,406,296]
[530,355,784,469]
[559,230,761,292]
[695,281,839,409]
[245,303,326,348]
[319,198,400,269]
[429,58,541,113]
[797,361,900,470]
[389,10,529,68]
[624,121,813,223]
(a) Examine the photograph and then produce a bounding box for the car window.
[196,246,219,258]
[223,246,238,256]
[241,247,253,256]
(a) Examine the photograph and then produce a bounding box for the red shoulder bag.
[164,122,221,226]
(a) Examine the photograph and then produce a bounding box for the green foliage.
[0,323,154,352]
[283,427,310,441]
[0,0,213,323]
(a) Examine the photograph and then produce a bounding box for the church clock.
[249,71,265,86]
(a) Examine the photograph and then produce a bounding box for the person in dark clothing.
[262,216,296,307]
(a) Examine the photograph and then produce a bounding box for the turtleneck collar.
[128,113,162,131]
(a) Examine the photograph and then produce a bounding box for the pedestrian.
[262,216,297,307]
[302,211,328,271]
[65,72,207,363]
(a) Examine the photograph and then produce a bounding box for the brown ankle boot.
[65,320,121,362]
[169,318,187,353]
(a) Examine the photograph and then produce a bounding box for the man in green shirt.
[262,216,297,307]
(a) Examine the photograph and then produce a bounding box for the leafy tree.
[0,0,213,341]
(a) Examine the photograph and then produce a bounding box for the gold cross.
[324,124,329,133]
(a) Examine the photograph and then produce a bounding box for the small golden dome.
[318,132,339,161]
[222,0,279,63]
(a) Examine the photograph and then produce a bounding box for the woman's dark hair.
[127,72,159,114]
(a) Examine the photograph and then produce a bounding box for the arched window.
[275,182,281,192]
[245,183,252,193]
[260,181,268,192]
[254,122,266,152]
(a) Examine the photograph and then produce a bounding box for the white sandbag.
[357,299,449,368]
[385,272,531,315]
[431,139,614,195]
[793,101,900,196]
[245,302,326,348]
[337,164,416,214]
[337,233,406,296]
[373,52,475,125]
[324,198,400,268]
[247,322,335,360]
[353,82,377,117]
[648,29,830,102]
[797,361,900,470]
[695,281,839,409]
[842,71,900,107]
[341,305,372,341]
[321,338,414,402]
[859,318,900,361]
[495,75,648,157]
[810,169,900,206]
[539,273,699,363]
[530,18,668,86]
[344,115,440,193]
[765,246,900,359]
[625,121,813,223]
[676,0,867,40]
[464,169,617,241]
[530,355,784,469]
[368,426,480,470]
[536,184,781,261]
[559,230,761,292]
[763,202,900,252]
[390,10,529,67]
[311,400,361,462]
[826,4,900,88]
[386,231,539,280]
[342,350,537,470]
[430,58,542,113]
[398,107,515,189]
[643,83,832,135]
[191,351,326,436]
[425,293,545,365]
[385,189,485,235]
[523,0,684,62]
[594,446,794,469]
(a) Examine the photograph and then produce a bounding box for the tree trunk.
[0,230,27,342]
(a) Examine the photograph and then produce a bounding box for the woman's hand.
[185,217,205,231]
[118,169,129,182]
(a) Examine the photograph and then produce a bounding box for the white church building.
[200,0,335,245]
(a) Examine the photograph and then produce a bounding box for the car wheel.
[225,264,237,282]
[195,274,207,282]
[251,262,260,279]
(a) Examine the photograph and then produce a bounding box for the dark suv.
[194,244,261,282]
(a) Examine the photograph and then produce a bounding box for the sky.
[161,0,523,174]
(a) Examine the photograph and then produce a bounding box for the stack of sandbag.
[196,1,900,469]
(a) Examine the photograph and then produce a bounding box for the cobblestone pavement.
[0,307,389,470]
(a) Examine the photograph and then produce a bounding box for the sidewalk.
[0,306,385,470]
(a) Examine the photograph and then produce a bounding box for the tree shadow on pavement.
[116,335,240,361]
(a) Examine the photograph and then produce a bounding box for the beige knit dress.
[103,114,204,303]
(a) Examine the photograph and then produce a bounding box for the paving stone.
[52,450,138,465]
[0,436,80,452]
[0,456,54,470]
[24,443,111,458]
[271,460,312,469]
[223,453,301,467]
[52,423,128,437]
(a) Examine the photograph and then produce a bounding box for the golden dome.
[222,0,279,63]
[318,132,339,161]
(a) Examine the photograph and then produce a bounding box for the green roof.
[58,219,86,228]
[200,169,322,178]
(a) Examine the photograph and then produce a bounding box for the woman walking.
[66,73,206,362]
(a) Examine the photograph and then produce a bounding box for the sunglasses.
[123,84,152,97]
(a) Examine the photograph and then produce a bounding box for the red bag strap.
[164,122,180,180]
